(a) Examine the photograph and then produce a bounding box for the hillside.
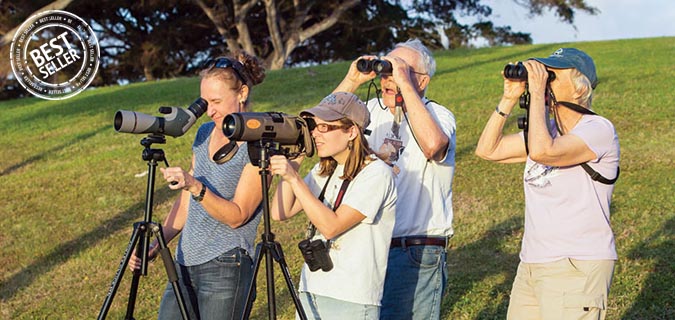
[0,37,673,319]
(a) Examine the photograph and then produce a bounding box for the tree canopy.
[0,0,597,99]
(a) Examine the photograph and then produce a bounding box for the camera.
[222,112,315,164]
[357,58,393,76]
[114,98,208,138]
[503,62,556,81]
[298,238,333,272]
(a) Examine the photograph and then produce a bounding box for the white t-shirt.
[521,115,619,263]
[299,158,397,306]
[365,98,456,237]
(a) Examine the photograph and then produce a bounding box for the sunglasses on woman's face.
[305,118,350,133]
[314,123,351,133]
[203,57,248,84]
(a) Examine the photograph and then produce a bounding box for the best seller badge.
[10,10,100,100]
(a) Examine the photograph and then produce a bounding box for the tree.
[193,0,361,70]
[0,0,75,99]
[192,0,598,69]
[0,0,598,99]
[73,0,222,83]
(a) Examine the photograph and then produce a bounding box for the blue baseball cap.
[530,48,598,89]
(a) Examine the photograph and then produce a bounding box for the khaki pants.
[506,258,615,320]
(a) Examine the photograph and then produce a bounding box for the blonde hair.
[569,68,594,108]
[317,118,372,181]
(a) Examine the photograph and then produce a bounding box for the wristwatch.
[192,183,206,202]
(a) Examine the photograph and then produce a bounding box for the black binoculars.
[503,62,556,81]
[357,58,393,75]
[298,238,333,272]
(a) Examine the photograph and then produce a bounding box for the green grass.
[1,37,673,319]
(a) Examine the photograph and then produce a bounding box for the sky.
[460,0,675,46]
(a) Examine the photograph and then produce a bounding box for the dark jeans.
[157,248,253,320]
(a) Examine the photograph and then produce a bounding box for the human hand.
[348,55,379,84]
[269,155,301,183]
[501,62,527,100]
[128,243,159,271]
[522,60,549,96]
[160,167,198,193]
[382,55,415,89]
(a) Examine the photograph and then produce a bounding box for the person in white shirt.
[333,38,456,320]
[270,92,397,320]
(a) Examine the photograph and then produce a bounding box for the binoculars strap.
[305,173,352,239]
[555,101,619,185]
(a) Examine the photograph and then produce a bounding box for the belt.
[390,236,447,248]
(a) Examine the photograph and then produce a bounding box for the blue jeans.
[297,291,379,320]
[380,245,447,320]
[157,247,253,320]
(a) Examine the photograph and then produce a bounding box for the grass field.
[1,37,673,319]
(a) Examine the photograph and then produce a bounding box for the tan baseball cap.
[300,92,370,129]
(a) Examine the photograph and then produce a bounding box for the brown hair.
[317,118,373,181]
[199,51,266,111]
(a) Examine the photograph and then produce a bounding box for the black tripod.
[98,134,191,320]
[241,141,307,320]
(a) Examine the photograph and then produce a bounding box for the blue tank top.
[176,122,262,266]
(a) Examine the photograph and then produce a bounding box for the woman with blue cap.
[476,48,620,320]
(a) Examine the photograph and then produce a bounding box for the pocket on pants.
[563,292,605,311]
[406,246,443,268]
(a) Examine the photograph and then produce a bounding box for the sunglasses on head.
[203,57,248,85]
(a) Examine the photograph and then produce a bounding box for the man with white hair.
[334,38,456,320]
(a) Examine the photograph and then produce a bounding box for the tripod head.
[246,139,287,169]
[140,134,170,166]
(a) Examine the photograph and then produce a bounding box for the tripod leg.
[97,223,143,320]
[241,242,264,320]
[153,224,192,320]
[269,241,307,320]
[125,223,149,320]
[264,244,277,319]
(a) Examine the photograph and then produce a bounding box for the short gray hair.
[394,39,436,78]
[569,68,594,108]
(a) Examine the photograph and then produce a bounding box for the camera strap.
[400,95,436,156]
[305,172,352,240]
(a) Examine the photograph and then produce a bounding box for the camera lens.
[187,97,208,118]
[357,59,373,73]
[504,62,527,80]
[222,113,242,138]
[372,59,392,75]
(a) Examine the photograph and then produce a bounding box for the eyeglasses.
[203,57,249,85]
[410,68,427,76]
[380,68,427,78]
[307,120,351,133]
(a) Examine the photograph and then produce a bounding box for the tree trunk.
[195,0,359,70]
